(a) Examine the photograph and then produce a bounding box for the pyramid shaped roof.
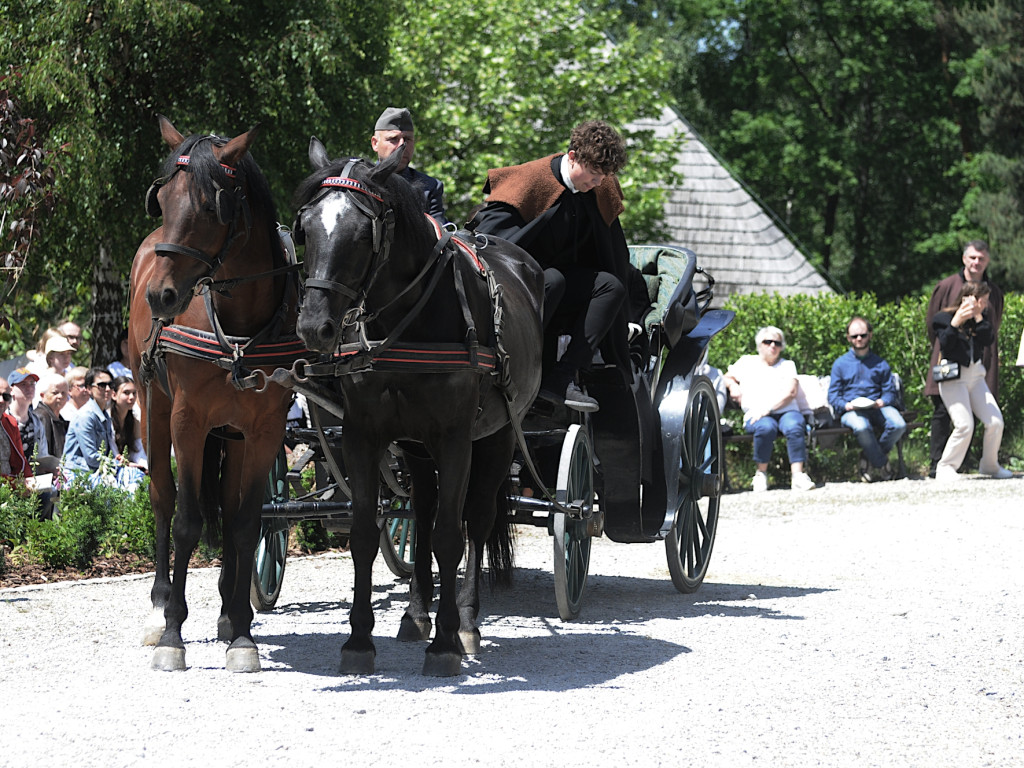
[628,106,832,299]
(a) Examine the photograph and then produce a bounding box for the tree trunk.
[90,241,124,369]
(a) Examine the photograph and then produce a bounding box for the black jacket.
[932,310,993,367]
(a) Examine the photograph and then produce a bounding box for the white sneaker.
[935,467,961,482]
[751,471,768,493]
[980,466,1013,479]
[791,471,816,491]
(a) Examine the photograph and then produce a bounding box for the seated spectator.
[42,334,75,377]
[111,376,147,473]
[60,366,91,422]
[25,327,66,378]
[7,367,48,462]
[827,316,906,482]
[62,368,116,474]
[931,282,1011,480]
[57,320,83,354]
[722,326,817,492]
[0,377,31,483]
[34,372,70,459]
[108,328,132,379]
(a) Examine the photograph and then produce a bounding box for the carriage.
[131,119,733,676]
[253,242,734,622]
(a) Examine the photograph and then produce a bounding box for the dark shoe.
[538,381,599,413]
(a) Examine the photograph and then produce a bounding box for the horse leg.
[151,441,206,671]
[397,451,436,643]
[142,395,174,646]
[339,437,387,675]
[195,436,237,643]
[458,425,516,655]
[218,435,280,672]
[422,436,473,677]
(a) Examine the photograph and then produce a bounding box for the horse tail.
[199,433,223,548]
[485,475,517,587]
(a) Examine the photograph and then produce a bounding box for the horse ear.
[220,125,259,169]
[309,137,330,170]
[158,114,185,150]
[371,141,404,183]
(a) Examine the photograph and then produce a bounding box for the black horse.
[293,139,543,676]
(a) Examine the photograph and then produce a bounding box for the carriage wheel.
[665,376,722,593]
[552,423,594,621]
[251,448,289,611]
[380,512,417,578]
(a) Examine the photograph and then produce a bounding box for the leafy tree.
[378,0,680,241]
[950,0,1024,286]
[0,70,62,329]
[0,0,392,362]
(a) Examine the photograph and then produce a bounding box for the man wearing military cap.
[371,106,449,226]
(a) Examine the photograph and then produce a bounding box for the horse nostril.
[316,321,337,343]
[161,288,178,310]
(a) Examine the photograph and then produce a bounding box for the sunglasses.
[1,392,11,402]
[761,339,783,347]
[92,381,113,390]
[848,333,870,340]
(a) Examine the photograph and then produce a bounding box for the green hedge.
[712,291,1024,483]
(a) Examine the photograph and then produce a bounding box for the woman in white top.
[723,326,816,492]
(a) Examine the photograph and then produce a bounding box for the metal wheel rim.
[666,377,721,593]
[251,517,289,611]
[380,514,417,578]
[553,424,594,621]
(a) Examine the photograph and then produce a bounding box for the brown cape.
[484,154,624,226]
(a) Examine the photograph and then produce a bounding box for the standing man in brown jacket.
[925,240,1004,476]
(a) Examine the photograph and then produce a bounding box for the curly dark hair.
[568,120,627,175]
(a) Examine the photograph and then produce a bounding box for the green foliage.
[0,482,40,573]
[23,483,112,568]
[383,0,678,239]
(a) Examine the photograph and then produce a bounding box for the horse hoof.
[142,608,166,646]
[217,615,233,643]
[422,651,462,677]
[458,629,481,656]
[226,639,261,673]
[397,615,432,642]
[151,645,186,671]
[340,649,375,675]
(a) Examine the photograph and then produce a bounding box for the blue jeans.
[746,411,808,465]
[840,406,906,468]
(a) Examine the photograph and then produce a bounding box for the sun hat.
[44,336,75,355]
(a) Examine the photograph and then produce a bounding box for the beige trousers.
[937,360,1004,474]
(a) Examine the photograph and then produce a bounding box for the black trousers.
[542,266,625,385]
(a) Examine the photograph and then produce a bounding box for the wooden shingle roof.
[628,107,832,299]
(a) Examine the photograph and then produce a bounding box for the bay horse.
[293,139,543,676]
[128,116,298,672]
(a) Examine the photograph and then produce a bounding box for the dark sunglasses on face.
[1,392,11,402]
[761,339,783,347]
[92,381,113,390]
[848,333,869,340]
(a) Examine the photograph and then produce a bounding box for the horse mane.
[161,133,286,267]
[292,157,429,241]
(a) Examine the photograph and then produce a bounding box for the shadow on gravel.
[250,565,832,687]
[255,628,689,692]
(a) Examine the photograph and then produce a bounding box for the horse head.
[294,137,404,353]
[144,115,260,319]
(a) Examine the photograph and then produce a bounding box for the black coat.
[932,310,993,367]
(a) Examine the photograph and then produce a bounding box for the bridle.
[145,138,253,293]
[296,158,396,313]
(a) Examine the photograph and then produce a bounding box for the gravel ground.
[1,475,1022,768]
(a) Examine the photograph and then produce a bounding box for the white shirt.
[725,355,799,425]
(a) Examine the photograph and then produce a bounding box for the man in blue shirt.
[828,316,906,481]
